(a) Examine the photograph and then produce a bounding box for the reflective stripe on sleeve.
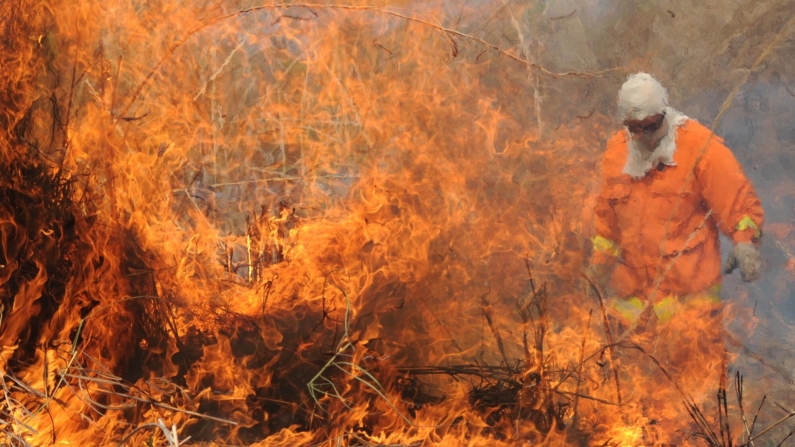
[592,235,620,257]
[736,215,761,239]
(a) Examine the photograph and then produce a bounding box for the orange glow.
[1,0,794,446]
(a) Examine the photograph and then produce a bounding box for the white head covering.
[617,73,690,179]
[617,72,668,120]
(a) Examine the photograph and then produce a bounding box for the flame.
[1,0,793,445]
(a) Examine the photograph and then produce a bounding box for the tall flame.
[2,0,795,446]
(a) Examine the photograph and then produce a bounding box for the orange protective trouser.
[607,284,728,446]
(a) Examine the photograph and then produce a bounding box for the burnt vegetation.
[2,0,795,446]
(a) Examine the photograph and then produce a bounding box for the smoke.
[3,0,795,443]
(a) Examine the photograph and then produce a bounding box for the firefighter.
[591,72,764,330]
[589,72,765,445]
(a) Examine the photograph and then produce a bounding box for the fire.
[1,0,795,445]
[610,425,644,446]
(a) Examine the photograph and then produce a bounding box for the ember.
[2,0,795,446]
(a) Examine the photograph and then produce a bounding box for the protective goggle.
[624,111,666,135]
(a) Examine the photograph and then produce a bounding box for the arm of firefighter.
[696,138,764,245]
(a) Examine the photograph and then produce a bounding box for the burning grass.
[2,0,795,445]
[0,144,793,444]
[0,145,617,444]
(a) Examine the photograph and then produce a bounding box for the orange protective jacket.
[593,120,763,301]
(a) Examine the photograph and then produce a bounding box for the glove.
[723,242,761,282]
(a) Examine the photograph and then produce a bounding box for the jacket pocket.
[651,175,696,198]
[605,181,631,205]
[661,221,712,257]
[650,177,702,226]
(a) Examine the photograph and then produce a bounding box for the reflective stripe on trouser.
[610,284,722,326]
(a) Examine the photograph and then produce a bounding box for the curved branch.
[114,3,623,127]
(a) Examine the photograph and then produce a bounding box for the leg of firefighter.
[609,287,727,446]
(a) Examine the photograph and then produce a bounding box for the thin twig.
[109,55,122,118]
[479,294,510,366]
[750,395,767,437]
[581,274,622,404]
[557,390,621,406]
[549,10,577,20]
[115,2,622,124]
[573,309,593,425]
[745,411,795,445]
[234,4,619,78]
[737,372,754,447]
[775,429,795,447]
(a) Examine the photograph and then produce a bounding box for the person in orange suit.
[589,73,764,445]
[592,72,764,328]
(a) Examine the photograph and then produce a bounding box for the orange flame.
[1,0,793,446]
